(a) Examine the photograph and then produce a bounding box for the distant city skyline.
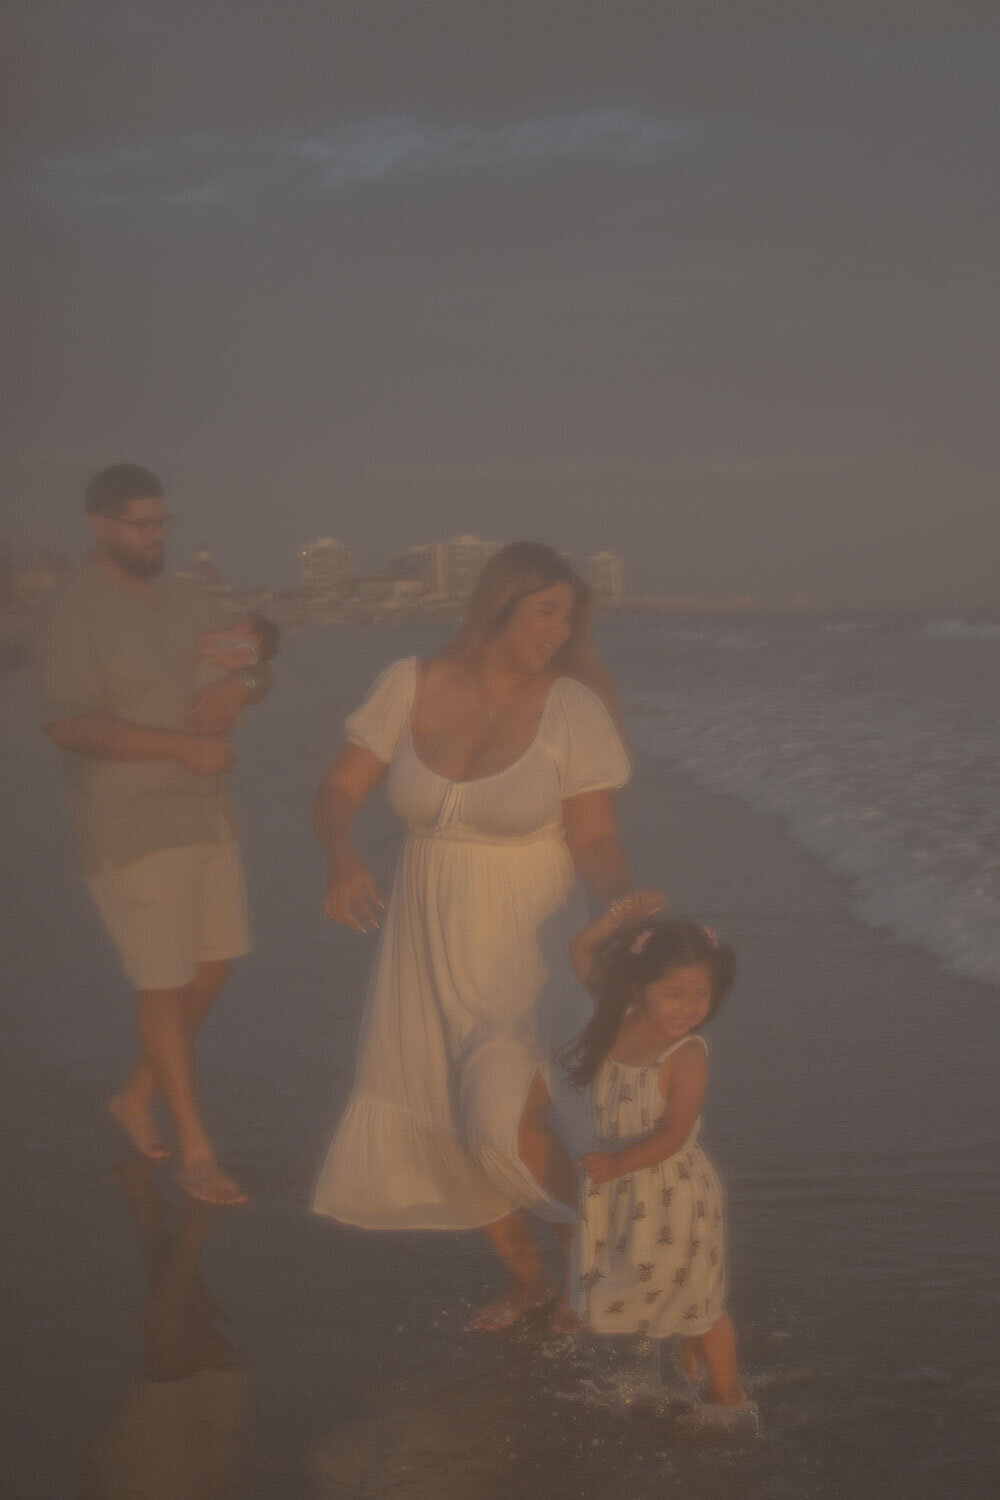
[2,527,635,603]
[2,8,999,610]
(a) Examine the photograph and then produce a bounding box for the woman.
[311,542,633,1329]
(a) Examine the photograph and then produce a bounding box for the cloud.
[283,110,685,188]
[9,109,685,210]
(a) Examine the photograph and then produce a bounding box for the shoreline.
[2,630,997,1497]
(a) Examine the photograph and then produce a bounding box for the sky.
[2,2,998,607]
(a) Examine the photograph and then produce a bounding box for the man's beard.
[108,542,165,578]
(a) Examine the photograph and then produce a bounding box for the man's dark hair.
[84,464,164,517]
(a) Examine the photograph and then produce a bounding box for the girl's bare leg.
[680,1335,704,1387]
[698,1314,749,1406]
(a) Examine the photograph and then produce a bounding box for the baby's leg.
[697,1313,749,1407]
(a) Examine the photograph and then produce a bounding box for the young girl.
[563,892,748,1409]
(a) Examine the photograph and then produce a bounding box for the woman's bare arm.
[563,788,631,904]
[569,905,623,985]
[314,743,389,932]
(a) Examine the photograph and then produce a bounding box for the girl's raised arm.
[569,887,668,985]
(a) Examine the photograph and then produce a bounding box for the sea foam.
[614,619,1000,988]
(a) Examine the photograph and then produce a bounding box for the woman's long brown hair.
[439,540,622,724]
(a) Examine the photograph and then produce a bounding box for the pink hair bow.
[702,925,721,949]
[630,928,653,955]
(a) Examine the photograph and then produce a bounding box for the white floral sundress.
[575,1034,727,1337]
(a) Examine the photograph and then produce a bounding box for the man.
[36,464,270,1205]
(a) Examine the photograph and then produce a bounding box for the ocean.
[2,612,998,1498]
[611,612,1000,987]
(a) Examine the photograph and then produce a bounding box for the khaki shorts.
[86,837,251,992]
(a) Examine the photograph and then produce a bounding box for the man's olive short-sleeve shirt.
[36,556,237,872]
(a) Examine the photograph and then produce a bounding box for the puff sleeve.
[546,678,631,800]
[343,657,417,766]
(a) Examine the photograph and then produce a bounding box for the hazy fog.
[2,3,998,607]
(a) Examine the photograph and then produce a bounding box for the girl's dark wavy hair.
[561,918,736,1090]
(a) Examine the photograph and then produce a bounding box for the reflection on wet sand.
[312,1310,756,1499]
[315,1363,521,1499]
[82,1160,247,1499]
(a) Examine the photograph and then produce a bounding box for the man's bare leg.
[111,960,232,1161]
[136,967,246,1205]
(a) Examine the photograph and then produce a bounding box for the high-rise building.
[587,551,624,601]
[391,542,448,597]
[300,537,354,596]
[443,535,502,601]
[193,547,224,588]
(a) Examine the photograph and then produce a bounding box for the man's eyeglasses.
[114,513,177,535]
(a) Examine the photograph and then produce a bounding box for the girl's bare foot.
[110,1094,171,1161]
[710,1384,751,1408]
[465,1282,554,1332]
[177,1159,247,1207]
[676,1392,759,1432]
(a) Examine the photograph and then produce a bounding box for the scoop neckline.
[405,663,563,787]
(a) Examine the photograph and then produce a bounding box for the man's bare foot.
[177,1159,247,1207]
[549,1300,587,1335]
[465,1283,554,1332]
[110,1095,171,1161]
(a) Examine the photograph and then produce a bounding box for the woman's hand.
[324,847,385,933]
[609,888,668,928]
[580,1150,622,1184]
[569,887,669,985]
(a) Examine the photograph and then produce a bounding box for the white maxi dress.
[311,657,630,1231]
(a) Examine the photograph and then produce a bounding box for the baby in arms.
[196,612,281,681]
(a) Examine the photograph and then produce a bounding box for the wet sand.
[2,627,998,1498]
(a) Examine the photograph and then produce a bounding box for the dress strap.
[655,1033,708,1065]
